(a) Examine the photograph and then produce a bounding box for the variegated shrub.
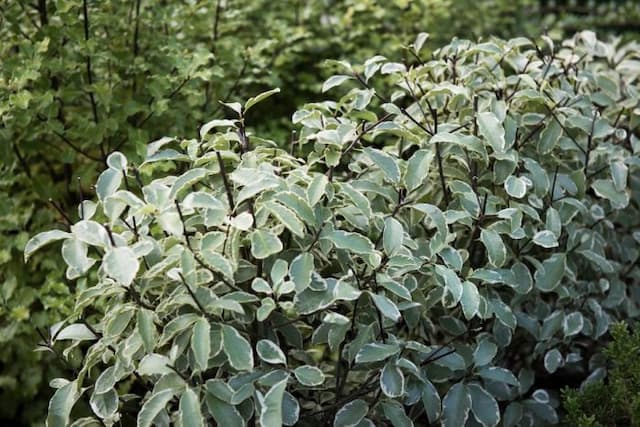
[27,31,640,426]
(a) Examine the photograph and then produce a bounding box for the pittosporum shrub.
[27,31,640,426]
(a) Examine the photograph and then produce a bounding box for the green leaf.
[96,168,122,200]
[201,251,234,279]
[322,75,352,92]
[137,389,174,427]
[538,119,562,154]
[563,312,584,336]
[504,175,528,198]
[307,174,328,206]
[244,88,280,112]
[191,317,211,372]
[104,247,139,286]
[468,384,500,427]
[294,365,325,386]
[264,201,305,238]
[55,323,97,341]
[460,281,480,319]
[180,388,204,427]
[169,168,209,200]
[381,401,413,427]
[260,377,288,427]
[442,382,471,427]
[380,362,405,397]
[544,349,563,373]
[383,217,403,255]
[47,381,81,427]
[404,149,434,191]
[480,229,506,267]
[250,230,283,259]
[355,342,400,364]
[24,230,71,261]
[221,325,253,371]
[257,339,287,365]
[334,399,369,427]
[477,112,506,153]
[370,292,401,322]
[282,392,300,426]
[477,367,519,386]
[205,394,244,427]
[532,230,558,248]
[289,253,314,292]
[363,147,400,183]
[435,265,463,305]
[326,230,374,256]
[592,179,629,209]
[257,297,276,321]
[473,339,497,366]
[421,380,441,424]
[534,253,566,292]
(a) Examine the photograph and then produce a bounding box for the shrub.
[26,30,640,426]
[562,322,640,426]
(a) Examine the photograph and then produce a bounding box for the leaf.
[192,317,211,372]
[205,394,244,427]
[323,75,352,92]
[592,179,629,209]
[137,389,174,427]
[504,175,528,198]
[327,230,374,256]
[248,230,282,259]
[370,293,401,322]
[380,362,405,397]
[170,168,209,200]
[532,230,558,248]
[47,380,81,427]
[294,365,325,386]
[538,119,562,154]
[55,323,97,341]
[201,251,234,279]
[334,399,369,427]
[257,339,287,365]
[477,367,519,386]
[404,149,434,191]
[421,380,441,424]
[473,339,497,366]
[534,253,566,292]
[442,382,471,427]
[355,342,400,364]
[480,229,506,267]
[460,281,480,319]
[282,392,300,426]
[544,349,564,374]
[289,253,314,292]
[104,247,139,286]
[24,230,70,261]
[264,201,305,237]
[435,265,463,305]
[381,401,413,427]
[245,88,280,112]
[260,377,288,427]
[180,388,204,427]
[563,312,584,337]
[363,147,401,183]
[96,168,122,200]
[477,112,505,153]
[221,325,253,371]
[199,119,237,139]
[468,384,500,427]
[138,354,172,376]
[308,174,328,206]
[383,217,403,255]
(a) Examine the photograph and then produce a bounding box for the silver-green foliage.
[27,31,640,426]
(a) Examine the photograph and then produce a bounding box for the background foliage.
[2,0,640,424]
